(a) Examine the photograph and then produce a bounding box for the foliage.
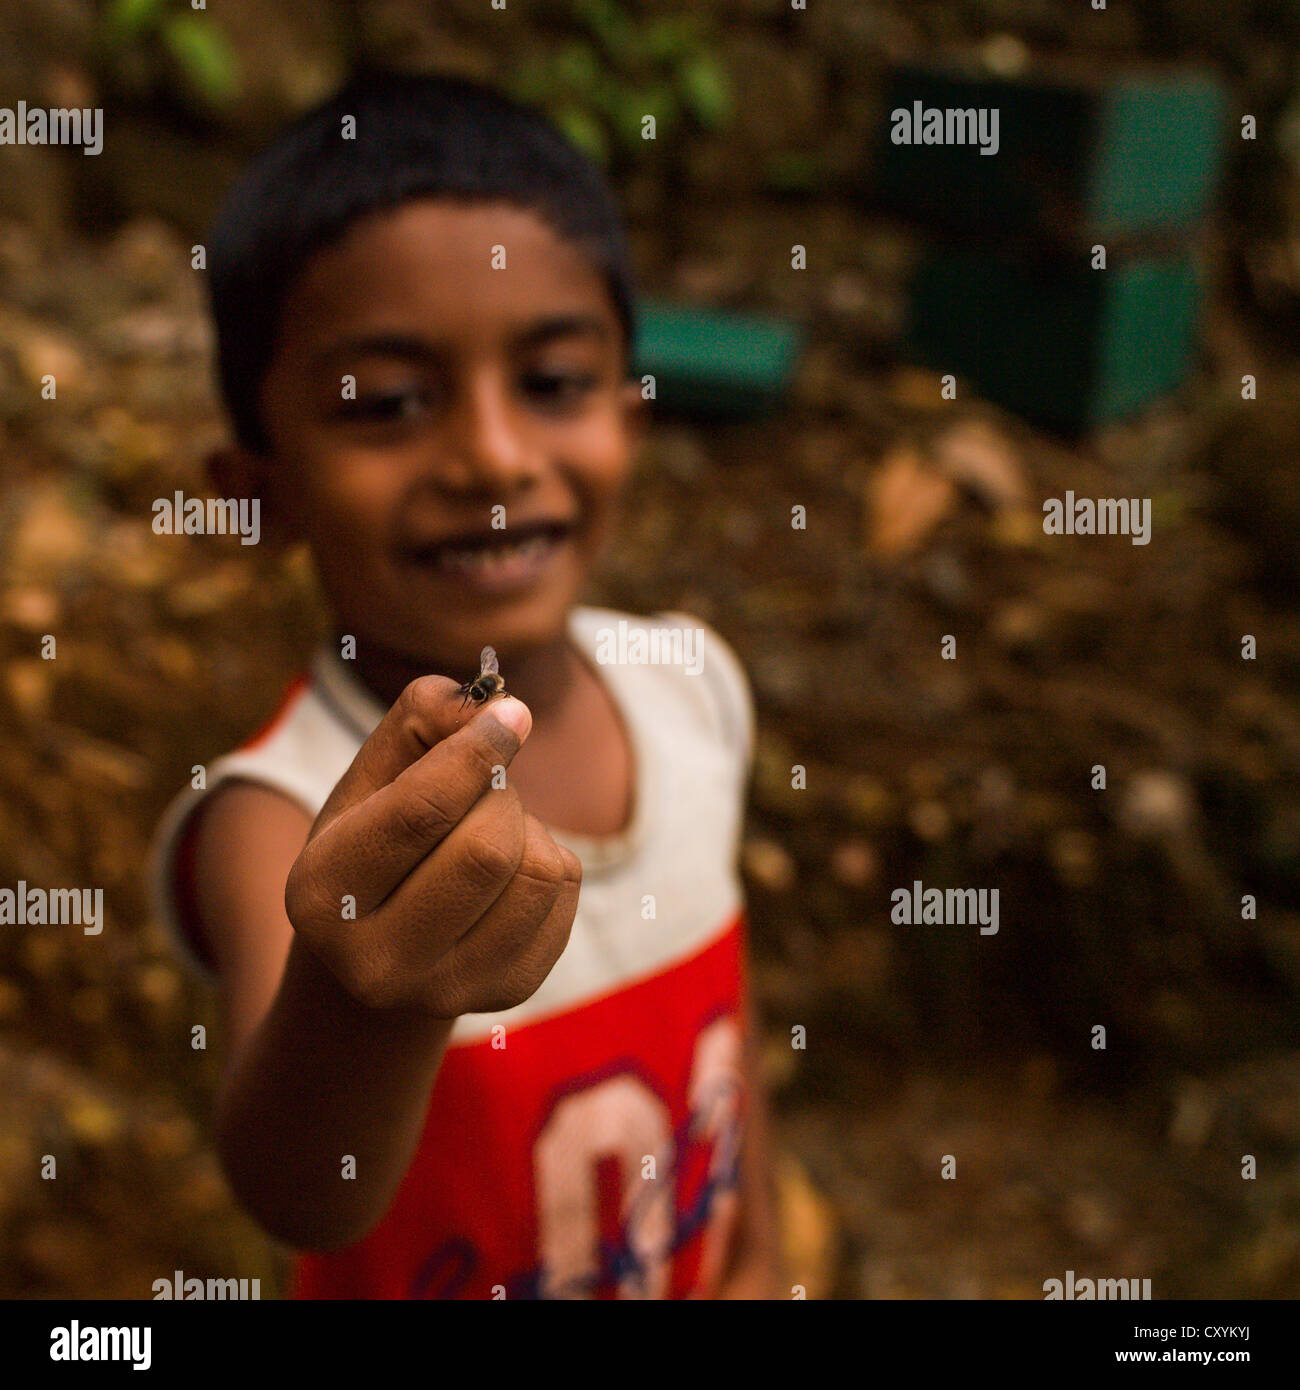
[509,0,732,167]
[99,0,242,111]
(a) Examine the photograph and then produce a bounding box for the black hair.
[207,70,637,454]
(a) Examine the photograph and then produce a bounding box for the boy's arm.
[715,980,788,1299]
[195,679,581,1251]
[197,782,459,1250]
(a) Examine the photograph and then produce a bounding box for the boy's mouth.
[404,519,576,593]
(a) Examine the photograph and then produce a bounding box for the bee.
[457,646,506,708]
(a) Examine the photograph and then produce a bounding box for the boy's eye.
[340,387,430,422]
[522,370,598,404]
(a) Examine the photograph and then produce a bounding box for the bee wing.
[479,646,499,676]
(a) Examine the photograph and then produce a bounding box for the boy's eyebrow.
[313,335,439,369]
[313,315,612,369]
[511,314,612,350]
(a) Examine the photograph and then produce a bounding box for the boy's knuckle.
[425,957,471,1019]
[284,860,330,929]
[398,674,445,715]
[283,866,307,924]
[492,984,529,1014]
[499,949,553,1007]
[457,826,520,889]
[557,846,583,886]
[473,981,527,1015]
[495,906,573,1008]
[517,842,566,891]
[543,898,578,962]
[349,954,400,1011]
[444,928,527,1016]
[392,782,459,843]
[421,978,456,1020]
[330,948,368,1002]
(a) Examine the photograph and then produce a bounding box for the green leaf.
[555,40,602,95]
[763,151,825,193]
[607,84,679,148]
[608,91,648,148]
[554,105,609,165]
[509,57,553,106]
[644,16,697,62]
[104,0,168,42]
[677,54,731,129]
[574,0,636,62]
[642,83,677,127]
[161,14,241,106]
[587,69,627,120]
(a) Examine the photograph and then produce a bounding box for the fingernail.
[487,697,531,741]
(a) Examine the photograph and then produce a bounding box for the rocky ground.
[0,0,1298,1300]
[1,202,1297,1298]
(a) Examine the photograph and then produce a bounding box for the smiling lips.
[407,519,575,591]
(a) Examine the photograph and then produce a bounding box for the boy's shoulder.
[569,604,754,775]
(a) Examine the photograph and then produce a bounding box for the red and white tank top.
[150,606,755,1299]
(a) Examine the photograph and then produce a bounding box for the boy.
[150,71,782,1299]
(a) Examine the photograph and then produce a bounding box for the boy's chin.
[413,592,576,668]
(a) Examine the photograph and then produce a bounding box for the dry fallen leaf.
[930,420,1029,513]
[4,660,51,719]
[776,1151,839,1300]
[65,1096,124,1147]
[2,586,61,630]
[6,484,93,576]
[829,839,879,889]
[742,837,798,893]
[887,366,951,411]
[865,447,957,558]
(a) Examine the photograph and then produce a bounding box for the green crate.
[631,298,804,418]
[874,62,1228,244]
[905,246,1204,431]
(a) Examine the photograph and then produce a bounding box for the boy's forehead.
[280,197,614,344]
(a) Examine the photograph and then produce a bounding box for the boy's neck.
[343,629,580,722]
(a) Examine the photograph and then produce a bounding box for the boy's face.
[249,198,645,674]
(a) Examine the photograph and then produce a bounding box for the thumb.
[312,675,529,833]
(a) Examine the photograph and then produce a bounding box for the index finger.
[297,683,532,913]
[313,674,530,834]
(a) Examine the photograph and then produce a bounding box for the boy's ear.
[206,443,299,551]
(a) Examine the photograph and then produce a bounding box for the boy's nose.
[433,370,540,492]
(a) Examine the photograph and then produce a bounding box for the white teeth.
[437,533,554,573]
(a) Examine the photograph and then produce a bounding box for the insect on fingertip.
[456,645,507,709]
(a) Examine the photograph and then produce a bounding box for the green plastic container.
[874,62,1228,245]
[905,246,1205,430]
[631,298,804,418]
